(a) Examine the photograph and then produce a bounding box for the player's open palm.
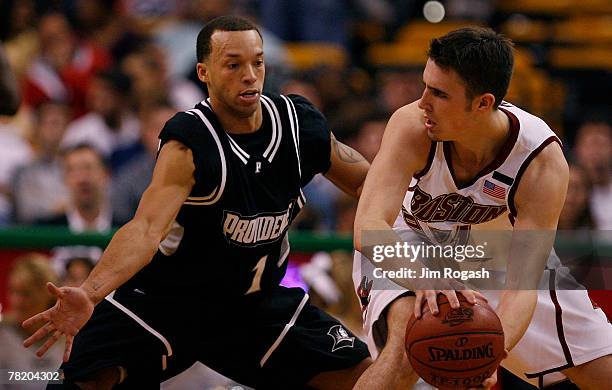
[22,282,94,362]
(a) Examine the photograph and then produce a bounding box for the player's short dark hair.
[196,15,262,63]
[428,27,514,109]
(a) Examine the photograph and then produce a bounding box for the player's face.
[200,30,265,118]
[418,59,477,142]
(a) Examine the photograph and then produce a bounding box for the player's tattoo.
[331,134,365,164]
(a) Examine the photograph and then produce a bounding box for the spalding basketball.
[405,294,505,390]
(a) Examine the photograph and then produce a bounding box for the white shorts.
[353,248,612,387]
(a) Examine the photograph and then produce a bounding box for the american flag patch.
[483,179,506,199]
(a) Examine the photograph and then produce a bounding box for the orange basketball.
[405,294,505,390]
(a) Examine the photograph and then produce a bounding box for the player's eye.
[255,59,264,67]
[432,89,446,98]
[228,63,239,70]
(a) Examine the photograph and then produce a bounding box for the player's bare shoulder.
[514,140,568,225]
[379,101,431,169]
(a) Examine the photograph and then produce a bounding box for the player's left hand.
[22,282,95,362]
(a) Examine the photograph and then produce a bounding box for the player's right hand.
[414,289,487,318]
[22,282,95,362]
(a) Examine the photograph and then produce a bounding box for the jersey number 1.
[245,255,268,295]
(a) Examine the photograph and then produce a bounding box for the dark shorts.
[57,285,369,389]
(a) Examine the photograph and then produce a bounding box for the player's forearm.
[495,290,537,351]
[324,156,370,199]
[81,219,161,305]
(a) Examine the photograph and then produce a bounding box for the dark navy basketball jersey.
[127,93,331,300]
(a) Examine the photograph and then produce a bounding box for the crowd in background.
[0,1,610,388]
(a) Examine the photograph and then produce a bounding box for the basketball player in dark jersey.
[23,16,372,389]
[0,44,20,116]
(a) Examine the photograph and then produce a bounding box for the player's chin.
[233,102,259,117]
[427,130,443,141]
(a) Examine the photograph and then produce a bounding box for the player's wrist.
[80,283,102,306]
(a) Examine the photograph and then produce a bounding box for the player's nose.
[242,65,257,84]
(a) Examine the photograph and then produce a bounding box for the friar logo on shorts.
[222,203,294,247]
[327,325,355,352]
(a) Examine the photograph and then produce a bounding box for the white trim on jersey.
[260,293,309,367]
[285,96,301,153]
[183,108,227,205]
[297,189,306,209]
[277,234,291,267]
[105,291,173,359]
[281,95,302,179]
[261,95,283,162]
[226,135,250,165]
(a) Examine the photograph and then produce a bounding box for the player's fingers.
[22,310,50,329]
[47,282,64,298]
[442,290,460,308]
[414,291,424,318]
[64,336,73,362]
[480,373,497,389]
[23,321,53,348]
[472,290,488,302]
[459,289,487,304]
[425,290,439,315]
[36,329,62,358]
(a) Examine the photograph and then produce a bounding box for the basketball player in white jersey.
[352,27,612,389]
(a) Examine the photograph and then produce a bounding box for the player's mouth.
[238,89,260,104]
[424,115,436,130]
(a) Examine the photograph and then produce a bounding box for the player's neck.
[209,97,263,134]
[451,109,510,169]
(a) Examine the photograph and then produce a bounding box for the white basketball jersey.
[395,102,561,270]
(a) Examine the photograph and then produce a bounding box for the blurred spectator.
[558,164,595,230]
[121,43,203,111]
[446,0,494,22]
[335,193,358,235]
[35,144,118,232]
[0,254,62,389]
[377,70,423,114]
[61,69,142,172]
[573,120,612,230]
[302,175,342,231]
[281,77,323,110]
[112,103,176,224]
[22,12,111,118]
[152,0,234,79]
[259,0,348,46]
[0,44,21,116]
[0,0,39,83]
[11,101,70,224]
[352,112,387,162]
[0,121,33,226]
[62,257,95,287]
[72,0,146,62]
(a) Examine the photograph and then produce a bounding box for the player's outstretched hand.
[414,289,488,318]
[22,282,95,362]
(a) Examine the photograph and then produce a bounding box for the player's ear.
[196,62,209,84]
[476,93,495,111]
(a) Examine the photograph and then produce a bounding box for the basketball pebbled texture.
[405,294,505,390]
